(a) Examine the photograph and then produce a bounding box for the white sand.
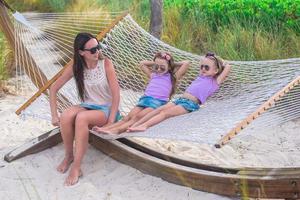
[0,94,232,200]
[133,116,300,168]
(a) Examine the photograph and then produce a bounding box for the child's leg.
[131,103,175,128]
[93,106,143,132]
[102,107,154,134]
[129,105,188,132]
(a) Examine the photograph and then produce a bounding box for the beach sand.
[0,91,299,199]
[132,115,300,168]
[0,94,233,200]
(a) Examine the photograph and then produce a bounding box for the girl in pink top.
[128,52,231,132]
[93,52,190,135]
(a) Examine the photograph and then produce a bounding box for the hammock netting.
[13,12,300,146]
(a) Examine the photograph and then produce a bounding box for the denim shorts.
[172,97,200,112]
[80,103,121,122]
[137,96,167,109]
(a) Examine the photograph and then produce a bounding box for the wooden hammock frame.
[4,128,300,199]
[1,2,300,198]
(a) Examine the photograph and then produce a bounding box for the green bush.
[2,0,300,61]
[0,33,8,80]
[165,0,300,33]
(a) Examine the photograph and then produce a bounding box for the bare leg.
[130,103,175,128]
[57,106,85,174]
[105,107,154,134]
[129,105,188,132]
[92,106,143,133]
[64,110,107,186]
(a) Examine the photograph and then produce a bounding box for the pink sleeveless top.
[144,73,172,101]
[186,75,219,104]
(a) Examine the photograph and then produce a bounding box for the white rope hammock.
[13,12,300,146]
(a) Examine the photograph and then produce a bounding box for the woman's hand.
[51,115,60,126]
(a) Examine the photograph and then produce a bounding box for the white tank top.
[83,59,112,105]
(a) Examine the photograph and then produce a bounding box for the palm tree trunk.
[149,0,163,39]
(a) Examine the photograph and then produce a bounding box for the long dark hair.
[73,32,98,101]
[153,52,177,98]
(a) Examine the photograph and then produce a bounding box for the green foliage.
[1,0,300,61]
[161,0,300,60]
[0,33,8,80]
[37,0,71,12]
[165,0,300,33]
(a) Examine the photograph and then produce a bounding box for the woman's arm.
[217,62,231,85]
[49,61,73,126]
[174,60,190,80]
[139,60,156,78]
[105,58,120,125]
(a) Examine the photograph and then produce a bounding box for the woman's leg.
[104,107,154,134]
[64,110,107,186]
[129,105,188,132]
[57,106,85,173]
[130,103,175,128]
[93,106,143,132]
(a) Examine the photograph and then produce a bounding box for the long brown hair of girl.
[153,52,177,98]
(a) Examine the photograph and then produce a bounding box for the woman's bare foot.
[127,125,147,132]
[57,156,74,173]
[64,166,82,186]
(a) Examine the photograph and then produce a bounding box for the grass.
[160,6,300,61]
[0,32,8,81]
[0,0,299,85]
[0,32,8,93]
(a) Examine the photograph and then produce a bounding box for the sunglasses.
[152,64,167,72]
[83,44,101,54]
[200,64,211,71]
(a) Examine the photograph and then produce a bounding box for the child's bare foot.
[100,129,120,135]
[92,126,107,133]
[64,166,82,186]
[128,125,147,132]
[57,156,73,173]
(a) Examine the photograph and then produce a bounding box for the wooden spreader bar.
[215,76,300,148]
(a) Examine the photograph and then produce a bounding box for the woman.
[50,32,120,186]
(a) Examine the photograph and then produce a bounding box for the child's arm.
[174,60,190,80]
[139,60,156,78]
[217,62,231,85]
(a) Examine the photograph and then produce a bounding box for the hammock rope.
[8,11,300,147]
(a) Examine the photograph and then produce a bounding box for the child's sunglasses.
[83,44,101,54]
[152,64,167,72]
[200,64,210,71]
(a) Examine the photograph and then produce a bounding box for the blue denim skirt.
[80,103,121,122]
[137,96,167,109]
[172,97,200,112]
